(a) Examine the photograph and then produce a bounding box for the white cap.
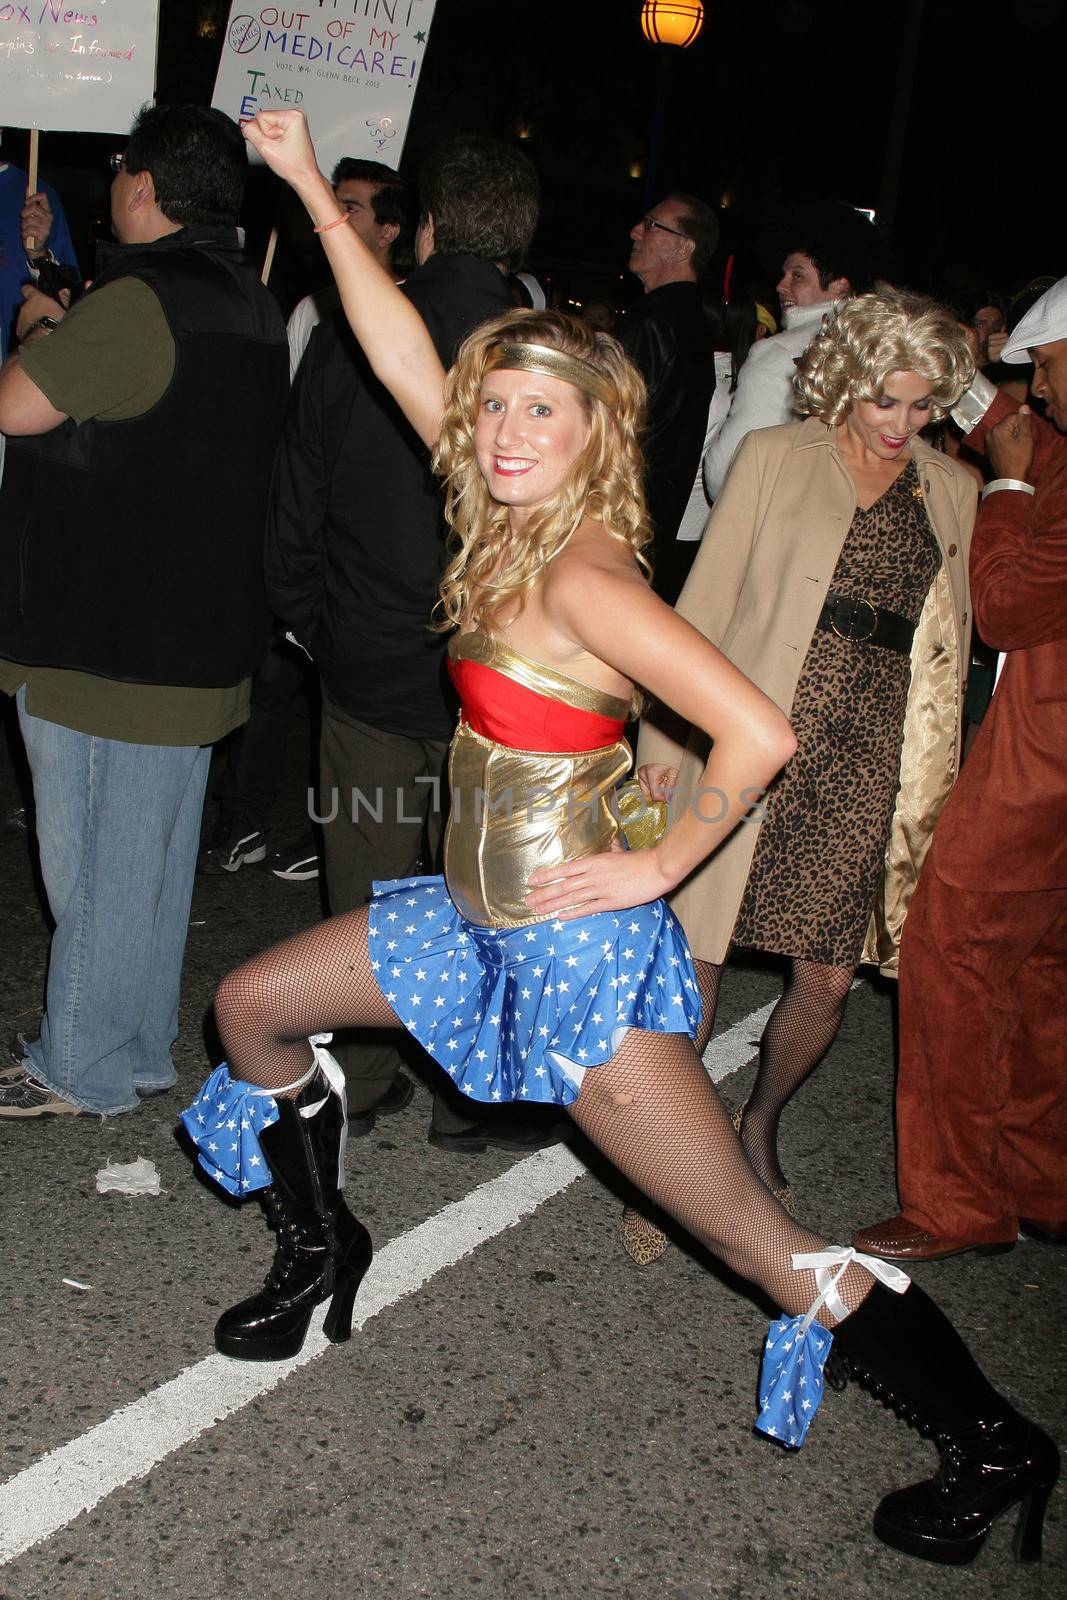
[1001,275,1067,364]
[512,271,546,311]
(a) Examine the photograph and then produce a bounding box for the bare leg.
[739,958,854,1195]
[214,907,401,1095]
[582,1027,873,1318]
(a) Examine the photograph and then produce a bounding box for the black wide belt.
[816,591,916,654]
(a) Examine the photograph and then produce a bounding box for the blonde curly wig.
[794,283,975,426]
[433,309,651,632]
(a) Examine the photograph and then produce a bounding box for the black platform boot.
[831,1281,1060,1564]
[215,1084,372,1361]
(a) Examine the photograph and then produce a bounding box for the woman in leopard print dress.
[627,287,978,1256]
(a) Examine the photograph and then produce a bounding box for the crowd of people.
[0,100,1063,1568]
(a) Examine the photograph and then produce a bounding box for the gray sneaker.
[2,1030,35,1080]
[0,1068,82,1117]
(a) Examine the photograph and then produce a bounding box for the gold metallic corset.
[444,634,632,928]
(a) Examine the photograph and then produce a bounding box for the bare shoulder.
[543,523,655,619]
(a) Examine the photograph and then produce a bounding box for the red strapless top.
[447,633,630,753]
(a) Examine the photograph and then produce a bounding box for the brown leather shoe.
[851,1213,1015,1262]
[1019,1217,1067,1246]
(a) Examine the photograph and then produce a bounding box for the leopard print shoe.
[621,1206,669,1265]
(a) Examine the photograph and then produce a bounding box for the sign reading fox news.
[0,1,160,133]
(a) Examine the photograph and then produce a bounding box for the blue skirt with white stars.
[367,876,702,1106]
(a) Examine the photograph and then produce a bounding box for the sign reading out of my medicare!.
[0,1,159,133]
[213,1,438,178]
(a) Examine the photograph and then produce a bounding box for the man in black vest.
[267,136,564,1153]
[0,105,289,1118]
[621,193,718,605]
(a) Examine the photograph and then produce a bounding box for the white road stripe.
[0,1010,763,1566]
[705,1000,776,1082]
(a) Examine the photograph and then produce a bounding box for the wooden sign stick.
[25,127,40,254]
[261,224,279,285]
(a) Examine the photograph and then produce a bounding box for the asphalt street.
[1,707,1064,1600]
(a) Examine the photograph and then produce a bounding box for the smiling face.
[474,368,592,525]
[845,369,935,459]
[777,251,848,313]
[1030,339,1067,432]
[777,252,827,312]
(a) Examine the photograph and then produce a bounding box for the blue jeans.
[17,689,211,1113]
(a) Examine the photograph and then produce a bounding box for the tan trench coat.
[639,417,978,975]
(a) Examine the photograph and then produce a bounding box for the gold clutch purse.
[614,779,668,851]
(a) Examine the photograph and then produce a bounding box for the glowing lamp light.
[640,1,705,47]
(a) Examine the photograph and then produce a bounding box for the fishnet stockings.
[571,1027,872,1321]
[693,958,723,1058]
[212,911,871,1325]
[214,908,400,1092]
[740,959,854,1194]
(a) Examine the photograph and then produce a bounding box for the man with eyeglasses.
[621,194,718,604]
[0,104,289,1120]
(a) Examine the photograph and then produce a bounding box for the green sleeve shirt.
[20,276,175,422]
[4,275,251,746]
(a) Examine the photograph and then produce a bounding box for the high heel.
[831,1281,1060,1563]
[621,1205,668,1265]
[872,1416,1059,1564]
[215,1084,372,1361]
[321,1227,373,1344]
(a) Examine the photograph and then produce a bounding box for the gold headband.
[487,341,616,407]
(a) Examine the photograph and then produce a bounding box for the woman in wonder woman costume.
[182,110,1057,1565]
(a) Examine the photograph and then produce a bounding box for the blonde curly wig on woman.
[433,309,651,632]
[794,283,975,426]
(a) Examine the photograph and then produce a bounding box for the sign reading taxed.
[212,1,439,179]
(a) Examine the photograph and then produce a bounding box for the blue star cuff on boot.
[756,1247,911,1449]
[756,1314,833,1448]
[180,1066,279,1196]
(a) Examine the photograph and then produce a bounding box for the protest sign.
[0,1,159,135]
[212,1,439,178]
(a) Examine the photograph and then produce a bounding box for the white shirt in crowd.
[702,299,835,501]
[675,351,735,542]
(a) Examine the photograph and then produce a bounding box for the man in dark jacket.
[0,106,288,1118]
[621,192,718,603]
[266,136,562,1152]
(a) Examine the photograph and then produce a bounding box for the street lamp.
[640,2,705,48]
[639,3,705,207]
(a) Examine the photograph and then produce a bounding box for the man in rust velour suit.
[854,276,1067,1260]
